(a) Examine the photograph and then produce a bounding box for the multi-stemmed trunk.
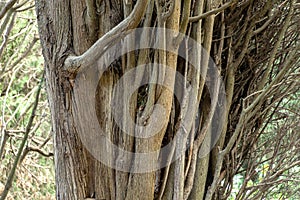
[35,0,299,199]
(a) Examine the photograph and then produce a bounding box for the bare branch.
[258,0,295,89]
[189,1,236,22]
[0,12,16,58]
[0,74,44,200]
[64,0,148,74]
[0,0,17,20]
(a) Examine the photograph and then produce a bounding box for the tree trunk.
[35,0,299,199]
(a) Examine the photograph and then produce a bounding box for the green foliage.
[0,1,54,199]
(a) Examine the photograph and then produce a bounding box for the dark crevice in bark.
[36,0,299,199]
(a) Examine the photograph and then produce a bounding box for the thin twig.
[0,73,44,200]
[189,1,236,22]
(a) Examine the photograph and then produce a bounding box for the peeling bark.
[35,0,299,199]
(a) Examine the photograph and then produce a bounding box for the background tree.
[0,0,54,199]
[34,0,299,200]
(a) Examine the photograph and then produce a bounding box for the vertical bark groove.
[35,0,299,199]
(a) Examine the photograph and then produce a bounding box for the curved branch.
[0,74,44,200]
[64,0,148,74]
[189,1,236,23]
[0,0,17,20]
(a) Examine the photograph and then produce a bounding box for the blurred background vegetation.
[0,0,299,199]
[0,0,54,199]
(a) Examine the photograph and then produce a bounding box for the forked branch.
[0,0,17,20]
[189,0,237,22]
[64,0,148,74]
